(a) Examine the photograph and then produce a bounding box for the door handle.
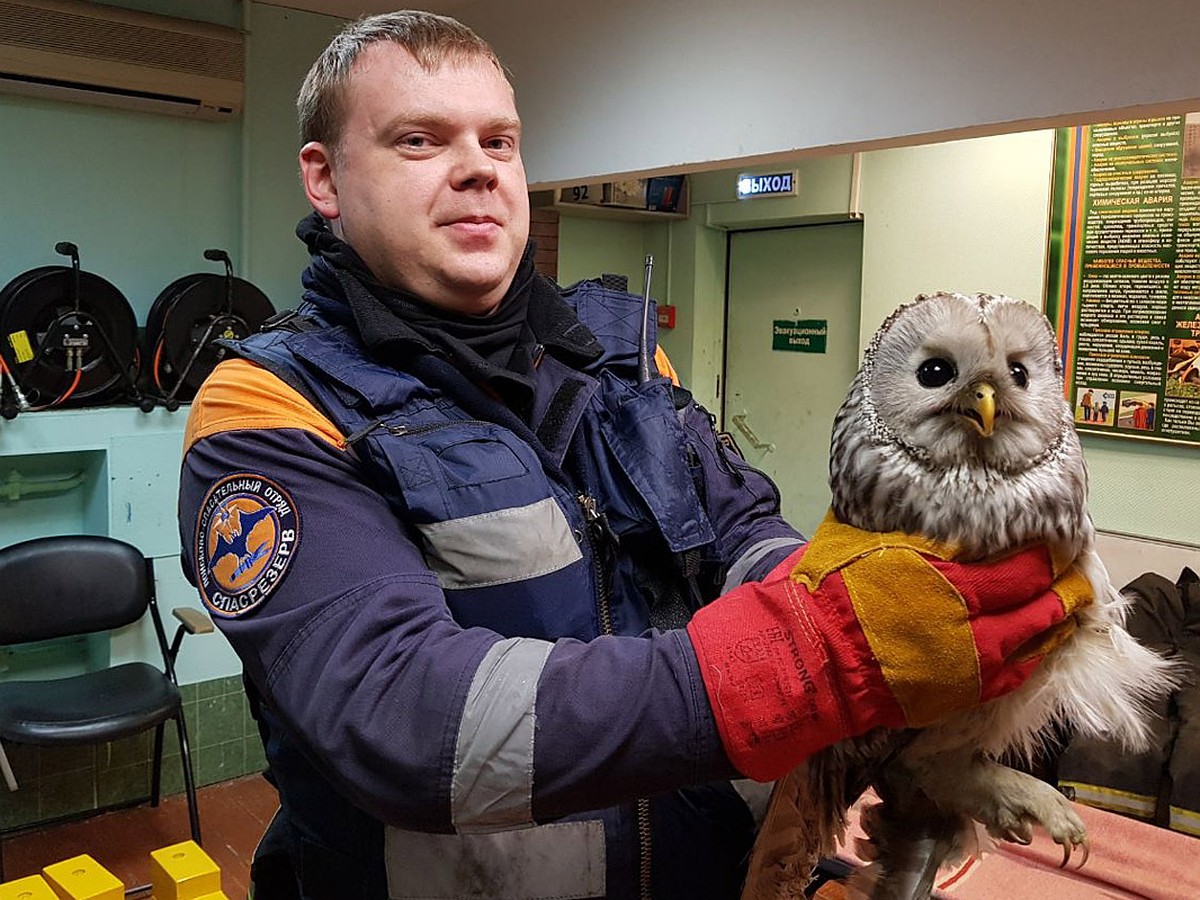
[730,413,775,453]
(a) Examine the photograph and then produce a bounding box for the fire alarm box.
[657,305,676,329]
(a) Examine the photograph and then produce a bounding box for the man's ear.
[299,142,339,220]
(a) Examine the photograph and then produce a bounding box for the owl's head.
[860,292,1069,472]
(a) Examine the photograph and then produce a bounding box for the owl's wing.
[741,765,829,900]
[741,740,881,900]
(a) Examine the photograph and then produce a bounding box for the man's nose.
[451,142,498,190]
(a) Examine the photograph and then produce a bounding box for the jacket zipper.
[345,417,492,445]
[578,492,651,900]
[577,493,615,634]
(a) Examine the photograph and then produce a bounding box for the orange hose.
[51,369,82,407]
[29,368,82,411]
[153,338,166,391]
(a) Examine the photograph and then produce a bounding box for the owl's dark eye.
[916,357,957,388]
[1009,361,1029,388]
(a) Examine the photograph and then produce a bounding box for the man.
[177,11,1081,899]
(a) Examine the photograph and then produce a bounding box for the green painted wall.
[856,130,1200,545]
[555,158,861,413]
[858,132,1055,349]
[0,93,242,322]
[0,1,339,321]
[655,215,724,412]
[557,215,670,296]
[682,159,859,412]
[243,3,344,303]
[0,2,343,689]
[556,135,1198,547]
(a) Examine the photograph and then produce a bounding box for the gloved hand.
[686,514,1093,781]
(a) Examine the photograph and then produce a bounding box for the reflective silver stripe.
[721,537,804,593]
[1059,780,1155,818]
[452,637,554,831]
[417,497,582,589]
[384,820,606,899]
[1170,805,1200,836]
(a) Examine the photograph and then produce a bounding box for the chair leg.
[174,714,202,845]
[0,734,17,873]
[0,741,18,792]
[0,739,8,882]
[151,723,165,806]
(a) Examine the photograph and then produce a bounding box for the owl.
[742,292,1177,900]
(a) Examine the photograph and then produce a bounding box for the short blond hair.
[297,10,507,155]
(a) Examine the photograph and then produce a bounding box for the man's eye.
[399,135,430,148]
[485,137,514,151]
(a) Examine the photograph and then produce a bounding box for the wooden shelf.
[545,176,689,222]
[550,201,688,222]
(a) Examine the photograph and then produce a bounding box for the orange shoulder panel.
[654,346,681,386]
[183,358,345,455]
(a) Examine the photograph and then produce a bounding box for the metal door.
[723,222,863,536]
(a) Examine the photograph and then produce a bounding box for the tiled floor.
[1,773,278,898]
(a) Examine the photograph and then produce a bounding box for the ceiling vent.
[0,0,244,120]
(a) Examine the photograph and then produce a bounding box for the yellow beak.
[969,382,996,436]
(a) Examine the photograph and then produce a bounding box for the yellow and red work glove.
[687,514,1093,782]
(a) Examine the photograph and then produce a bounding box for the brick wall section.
[530,207,560,282]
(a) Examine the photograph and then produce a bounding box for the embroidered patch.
[195,473,299,618]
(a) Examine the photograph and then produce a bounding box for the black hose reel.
[144,249,275,411]
[0,243,144,419]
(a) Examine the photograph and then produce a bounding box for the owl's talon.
[1059,843,1071,868]
[1076,840,1090,869]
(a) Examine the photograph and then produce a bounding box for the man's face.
[303,42,530,316]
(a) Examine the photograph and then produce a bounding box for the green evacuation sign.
[772,319,827,353]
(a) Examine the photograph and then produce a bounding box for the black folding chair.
[0,534,211,878]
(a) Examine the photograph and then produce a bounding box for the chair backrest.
[0,535,152,645]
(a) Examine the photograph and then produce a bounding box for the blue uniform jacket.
[177,274,804,899]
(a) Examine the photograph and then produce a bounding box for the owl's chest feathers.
[837,436,1086,562]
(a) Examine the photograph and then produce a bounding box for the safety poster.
[1045,111,1200,444]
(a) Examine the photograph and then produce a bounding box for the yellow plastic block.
[0,874,59,900]
[40,856,122,900]
[149,841,221,900]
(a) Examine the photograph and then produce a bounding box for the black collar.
[296,211,603,409]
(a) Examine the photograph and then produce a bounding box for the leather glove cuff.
[687,546,902,781]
